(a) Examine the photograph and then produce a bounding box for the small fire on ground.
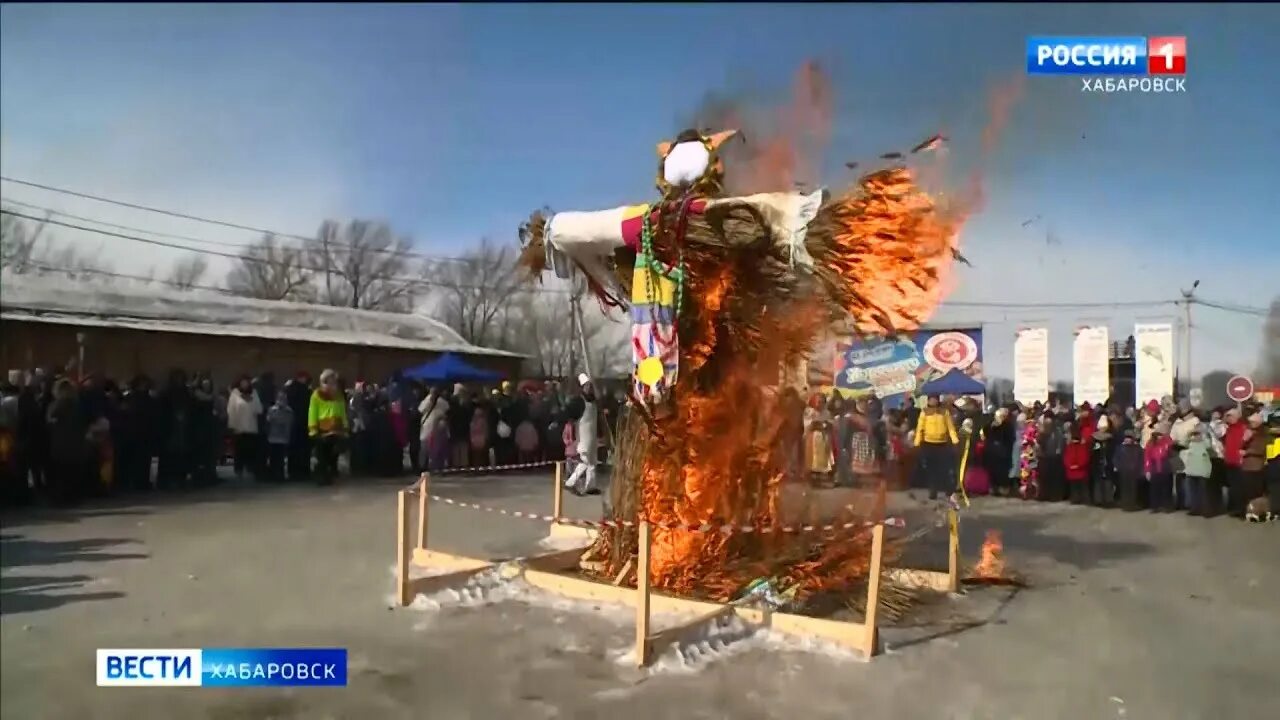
[973,529,1005,580]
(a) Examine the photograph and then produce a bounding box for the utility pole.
[1179,279,1200,401]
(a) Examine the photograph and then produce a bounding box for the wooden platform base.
[396,472,965,667]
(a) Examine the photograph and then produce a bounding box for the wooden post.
[947,508,960,593]
[417,474,429,551]
[396,489,411,606]
[553,462,564,521]
[635,521,652,667]
[862,522,885,657]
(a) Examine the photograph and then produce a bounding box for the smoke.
[682,61,833,195]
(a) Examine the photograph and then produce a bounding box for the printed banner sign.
[833,328,984,409]
[1134,322,1174,405]
[1073,325,1110,407]
[1013,327,1050,406]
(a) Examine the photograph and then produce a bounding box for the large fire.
[525,62,1017,605]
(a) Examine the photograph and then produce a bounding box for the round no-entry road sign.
[1226,375,1254,402]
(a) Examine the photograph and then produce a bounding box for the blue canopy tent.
[920,369,985,397]
[402,353,502,383]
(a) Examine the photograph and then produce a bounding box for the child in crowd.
[1180,426,1213,517]
[266,391,293,482]
[1144,422,1175,512]
[1064,426,1091,504]
[1114,429,1145,511]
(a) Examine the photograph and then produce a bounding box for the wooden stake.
[947,508,960,593]
[612,558,634,586]
[862,522,885,657]
[635,521,652,667]
[553,462,564,521]
[396,490,411,607]
[417,473,429,551]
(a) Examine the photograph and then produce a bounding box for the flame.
[818,166,966,334]
[973,529,1005,579]
[598,63,1016,602]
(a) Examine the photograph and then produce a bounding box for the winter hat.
[578,373,591,388]
[1145,399,1160,416]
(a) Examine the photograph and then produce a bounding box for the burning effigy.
[516,65,976,606]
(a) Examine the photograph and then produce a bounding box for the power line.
[1192,298,1269,317]
[4,203,1257,315]
[1,197,259,252]
[0,177,470,264]
[1,208,571,295]
[7,260,234,295]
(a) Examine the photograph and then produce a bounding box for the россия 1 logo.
[1026,36,1187,94]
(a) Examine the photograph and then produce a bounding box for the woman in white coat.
[563,374,599,496]
[418,387,450,472]
[226,375,263,480]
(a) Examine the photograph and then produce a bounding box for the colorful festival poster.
[832,328,985,408]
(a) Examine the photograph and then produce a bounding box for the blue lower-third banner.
[97,648,347,687]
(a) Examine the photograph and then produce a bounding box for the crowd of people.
[0,367,626,508]
[4,364,1277,523]
[801,391,1280,522]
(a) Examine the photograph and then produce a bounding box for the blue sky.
[2,3,1276,380]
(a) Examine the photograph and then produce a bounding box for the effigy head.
[655,128,738,198]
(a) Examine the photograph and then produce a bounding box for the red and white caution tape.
[414,487,905,535]
[432,460,557,475]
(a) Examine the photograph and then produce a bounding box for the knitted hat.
[578,373,591,388]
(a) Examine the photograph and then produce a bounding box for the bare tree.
[1,208,115,279]
[429,238,527,347]
[0,208,51,272]
[166,255,209,290]
[226,233,313,301]
[501,277,629,378]
[305,220,414,312]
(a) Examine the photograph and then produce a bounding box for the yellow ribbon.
[954,432,972,509]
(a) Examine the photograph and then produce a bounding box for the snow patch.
[537,534,594,552]
[612,611,867,675]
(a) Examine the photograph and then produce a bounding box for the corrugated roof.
[0,272,522,358]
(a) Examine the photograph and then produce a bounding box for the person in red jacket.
[1064,426,1091,504]
[1221,407,1248,514]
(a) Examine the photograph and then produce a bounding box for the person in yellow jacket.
[1264,413,1279,521]
[913,393,959,500]
[308,369,349,486]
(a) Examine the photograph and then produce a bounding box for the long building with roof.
[0,273,522,385]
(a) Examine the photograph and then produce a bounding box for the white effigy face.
[661,141,711,188]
